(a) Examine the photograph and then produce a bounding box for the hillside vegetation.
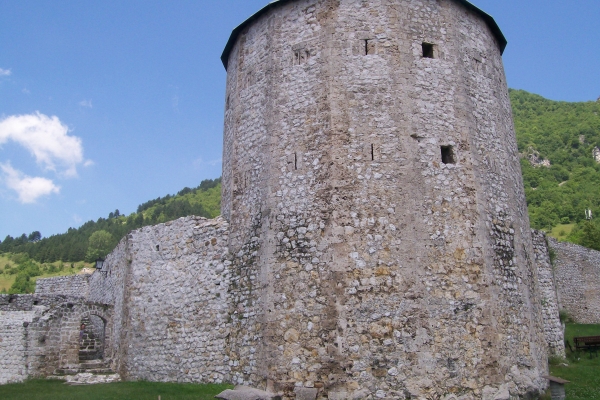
[0,178,221,264]
[511,90,600,247]
[0,253,91,294]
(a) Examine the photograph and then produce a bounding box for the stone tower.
[220,0,548,398]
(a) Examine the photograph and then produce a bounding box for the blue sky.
[0,0,598,240]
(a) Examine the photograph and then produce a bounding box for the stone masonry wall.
[221,0,547,398]
[88,234,131,374]
[35,275,90,298]
[0,310,35,384]
[549,237,600,324]
[0,294,35,311]
[89,216,232,383]
[531,231,565,357]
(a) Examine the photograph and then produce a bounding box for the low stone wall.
[531,231,565,357]
[549,238,600,324]
[0,310,35,384]
[0,294,35,311]
[35,274,90,298]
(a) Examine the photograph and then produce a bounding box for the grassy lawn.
[548,223,576,240]
[549,324,600,400]
[0,380,232,400]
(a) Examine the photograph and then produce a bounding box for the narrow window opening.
[156,245,160,251]
[293,49,310,65]
[364,39,375,55]
[422,42,435,59]
[371,144,374,161]
[294,153,298,170]
[226,95,230,110]
[441,146,455,164]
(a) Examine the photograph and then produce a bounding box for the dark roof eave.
[221,0,507,70]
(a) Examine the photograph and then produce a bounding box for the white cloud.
[0,68,11,76]
[0,162,60,204]
[0,112,86,177]
[79,99,93,108]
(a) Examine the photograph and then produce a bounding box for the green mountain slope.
[0,178,221,263]
[511,90,600,238]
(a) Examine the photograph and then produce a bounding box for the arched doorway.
[78,314,106,362]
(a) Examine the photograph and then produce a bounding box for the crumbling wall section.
[25,302,113,378]
[0,310,35,384]
[549,237,600,324]
[35,274,90,298]
[93,216,233,383]
[88,236,131,373]
[531,230,565,356]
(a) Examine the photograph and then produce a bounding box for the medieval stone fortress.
[1,0,599,399]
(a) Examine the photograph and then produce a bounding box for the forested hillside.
[0,178,221,263]
[511,89,600,248]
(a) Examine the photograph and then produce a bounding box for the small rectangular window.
[364,39,375,55]
[441,146,455,164]
[294,49,310,65]
[422,42,435,59]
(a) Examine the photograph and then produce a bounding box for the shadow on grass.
[0,379,233,400]
[550,324,600,400]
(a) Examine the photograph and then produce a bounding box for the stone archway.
[78,314,107,362]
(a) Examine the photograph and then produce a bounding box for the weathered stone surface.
[35,275,90,298]
[0,311,35,384]
[294,387,318,400]
[64,372,121,385]
[549,237,600,324]
[216,386,280,400]
[221,0,548,398]
[531,231,565,356]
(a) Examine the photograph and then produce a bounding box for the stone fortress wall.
[549,237,600,324]
[531,231,565,357]
[35,274,90,298]
[221,0,546,398]
[0,310,35,385]
[86,216,233,382]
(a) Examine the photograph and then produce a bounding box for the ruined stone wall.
[531,231,565,357]
[222,0,547,398]
[0,294,35,311]
[26,302,113,377]
[0,310,35,384]
[549,237,600,324]
[89,216,233,383]
[35,275,90,298]
[88,235,131,373]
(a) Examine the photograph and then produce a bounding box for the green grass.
[549,324,600,400]
[0,379,232,400]
[548,223,576,240]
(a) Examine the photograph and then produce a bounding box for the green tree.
[579,221,600,251]
[85,230,114,262]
